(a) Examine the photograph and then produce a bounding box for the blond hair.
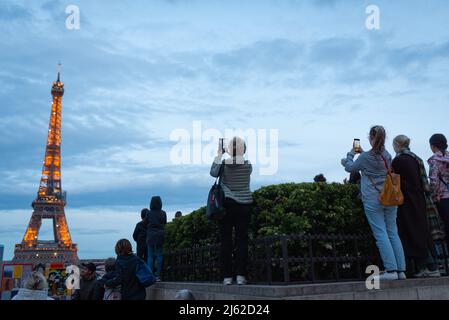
[228,137,246,157]
[24,271,48,291]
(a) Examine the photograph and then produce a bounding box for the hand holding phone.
[218,138,226,155]
[353,139,362,154]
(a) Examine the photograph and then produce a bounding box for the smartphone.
[219,138,225,153]
[353,139,361,153]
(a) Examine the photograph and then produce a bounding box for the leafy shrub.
[164,182,380,282]
[165,182,370,250]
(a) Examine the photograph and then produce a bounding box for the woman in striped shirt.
[210,136,253,286]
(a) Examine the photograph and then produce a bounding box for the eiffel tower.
[13,65,79,265]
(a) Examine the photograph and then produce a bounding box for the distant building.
[0,245,3,262]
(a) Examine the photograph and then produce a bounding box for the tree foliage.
[165,182,369,252]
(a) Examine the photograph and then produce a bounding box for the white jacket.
[11,288,54,300]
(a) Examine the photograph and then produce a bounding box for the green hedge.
[165,182,370,252]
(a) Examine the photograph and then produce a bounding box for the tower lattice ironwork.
[13,65,78,265]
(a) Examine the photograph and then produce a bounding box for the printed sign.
[0,263,33,300]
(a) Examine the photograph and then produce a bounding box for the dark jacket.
[105,254,146,300]
[393,154,434,259]
[144,196,167,247]
[94,271,119,300]
[133,221,147,252]
[72,276,97,300]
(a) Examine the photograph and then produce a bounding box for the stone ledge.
[146,277,449,300]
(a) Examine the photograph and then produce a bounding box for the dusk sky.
[1,0,448,259]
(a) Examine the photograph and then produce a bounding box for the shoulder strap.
[379,153,390,172]
[369,153,390,193]
[439,174,449,187]
[215,160,225,184]
[368,176,381,193]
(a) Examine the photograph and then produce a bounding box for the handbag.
[369,154,404,206]
[135,258,155,288]
[206,160,226,221]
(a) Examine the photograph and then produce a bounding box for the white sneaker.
[223,277,233,286]
[236,275,247,285]
[428,269,442,278]
[398,271,407,280]
[374,271,398,281]
[414,268,441,278]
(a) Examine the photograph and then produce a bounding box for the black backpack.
[206,161,226,221]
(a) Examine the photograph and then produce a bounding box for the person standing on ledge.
[341,126,406,281]
[428,134,449,249]
[210,136,253,286]
[392,135,441,278]
[133,208,149,262]
[144,196,167,282]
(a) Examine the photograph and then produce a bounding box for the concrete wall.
[146,278,449,300]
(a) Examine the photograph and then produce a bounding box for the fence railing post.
[354,236,361,280]
[264,237,273,285]
[308,235,316,282]
[281,235,290,283]
[333,235,339,281]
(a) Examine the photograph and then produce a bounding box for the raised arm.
[343,151,365,174]
[210,156,223,178]
[105,268,122,288]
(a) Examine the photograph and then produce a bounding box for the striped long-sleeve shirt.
[210,156,253,204]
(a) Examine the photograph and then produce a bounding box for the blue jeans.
[364,201,406,272]
[147,245,163,277]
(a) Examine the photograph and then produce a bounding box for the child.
[95,258,121,300]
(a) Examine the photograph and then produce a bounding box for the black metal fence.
[163,233,449,284]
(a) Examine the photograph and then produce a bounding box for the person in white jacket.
[12,271,54,300]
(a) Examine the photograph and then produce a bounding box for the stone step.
[146,277,449,300]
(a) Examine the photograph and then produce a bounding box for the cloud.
[0,2,31,21]
[70,228,121,236]
[1,0,449,213]
[212,39,305,73]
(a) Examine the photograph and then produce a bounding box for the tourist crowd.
[12,131,449,299]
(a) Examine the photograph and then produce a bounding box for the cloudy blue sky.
[1,0,448,259]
